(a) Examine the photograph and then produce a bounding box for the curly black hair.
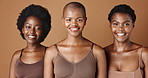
[17,4,51,42]
[108,4,136,23]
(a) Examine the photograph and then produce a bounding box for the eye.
[77,18,84,22]
[124,23,130,26]
[36,26,42,30]
[112,22,118,26]
[65,18,71,22]
[25,25,31,29]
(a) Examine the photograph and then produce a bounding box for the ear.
[85,17,87,21]
[109,21,112,26]
[22,26,25,34]
[84,17,87,25]
[133,23,135,28]
[61,17,64,24]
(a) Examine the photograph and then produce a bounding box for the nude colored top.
[108,47,143,78]
[15,48,46,78]
[54,43,97,78]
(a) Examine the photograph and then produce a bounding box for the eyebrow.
[65,17,84,19]
[25,23,42,26]
[123,20,131,23]
[112,20,131,23]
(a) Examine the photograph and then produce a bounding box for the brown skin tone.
[44,7,107,78]
[9,16,46,78]
[104,13,148,77]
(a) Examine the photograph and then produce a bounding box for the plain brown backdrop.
[0,0,148,77]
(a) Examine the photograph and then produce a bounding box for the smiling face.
[110,13,134,42]
[62,7,87,37]
[22,16,43,44]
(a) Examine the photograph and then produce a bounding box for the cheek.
[126,27,133,33]
[23,29,28,34]
[39,31,43,35]
[83,21,86,26]
[111,27,116,32]
[35,30,43,36]
[64,22,70,28]
[79,22,85,27]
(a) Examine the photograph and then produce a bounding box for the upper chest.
[106,49,143,71]
[21,51,44,64]
[56,46,92,63]
[108,51,139,61]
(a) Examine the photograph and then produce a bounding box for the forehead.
[25,16,41,23]
[63,7,85,17]
[111,13,132,22]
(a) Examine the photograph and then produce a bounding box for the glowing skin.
[44,3,106,78]
[9,16,46,78]
[22,16,43,44]
[62,7,87,37]
[110,13,134,43]
[104,5,148,78]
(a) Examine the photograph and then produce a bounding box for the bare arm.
[142,47,148,78]
[9,51,20,78]
[44,46,57,78]
[93,45,107,78]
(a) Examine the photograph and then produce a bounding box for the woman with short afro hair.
[9,4,51,78]
[104,4,148,78]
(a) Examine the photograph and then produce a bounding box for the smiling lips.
[116,33,126,37]
[69,27,79,32]
[28,35,36,39]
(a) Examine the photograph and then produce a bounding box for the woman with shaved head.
[44,2,107,78]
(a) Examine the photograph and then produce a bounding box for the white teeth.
[70,28,78,31]
[28,35,35,38]
[117,33,125,36]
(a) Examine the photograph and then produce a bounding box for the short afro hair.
[63,2,86,17]
[17,4,51,42]
[108,4,136,23]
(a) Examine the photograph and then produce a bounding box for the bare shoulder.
[45,44,58,58]
[93,44,103,51]
[141,46,148,65]
[10,49,22,65]
[143,46,148,52]
[92,44,106,58]
[12,50,22,60]
[103,44,113,52]
[142,47,148,58]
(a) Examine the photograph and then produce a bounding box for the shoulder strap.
[138,46,143,68]
[55,44,60,52]
[44,47,47,52]
[90,43,94,50]
[20,49,24,58]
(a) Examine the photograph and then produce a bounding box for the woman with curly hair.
[9,4,51,78]
[104,4,148,78]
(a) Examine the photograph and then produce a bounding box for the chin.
[69,32,81,37]
[114,35,129,42]
[27,40,40,44]
[115,38,129,43]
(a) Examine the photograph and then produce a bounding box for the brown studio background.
[0,0,148,77]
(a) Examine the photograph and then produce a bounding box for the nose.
[30,28,35,34]
[118,24,124,31]
[71,20,77,26]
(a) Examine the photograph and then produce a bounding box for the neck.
[26,43,43,51]
[64,34,86,46]
[113,39,132,52]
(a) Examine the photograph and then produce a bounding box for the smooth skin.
[9,16,46,78]
[44,7,107,78]
[104,13,148,77]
